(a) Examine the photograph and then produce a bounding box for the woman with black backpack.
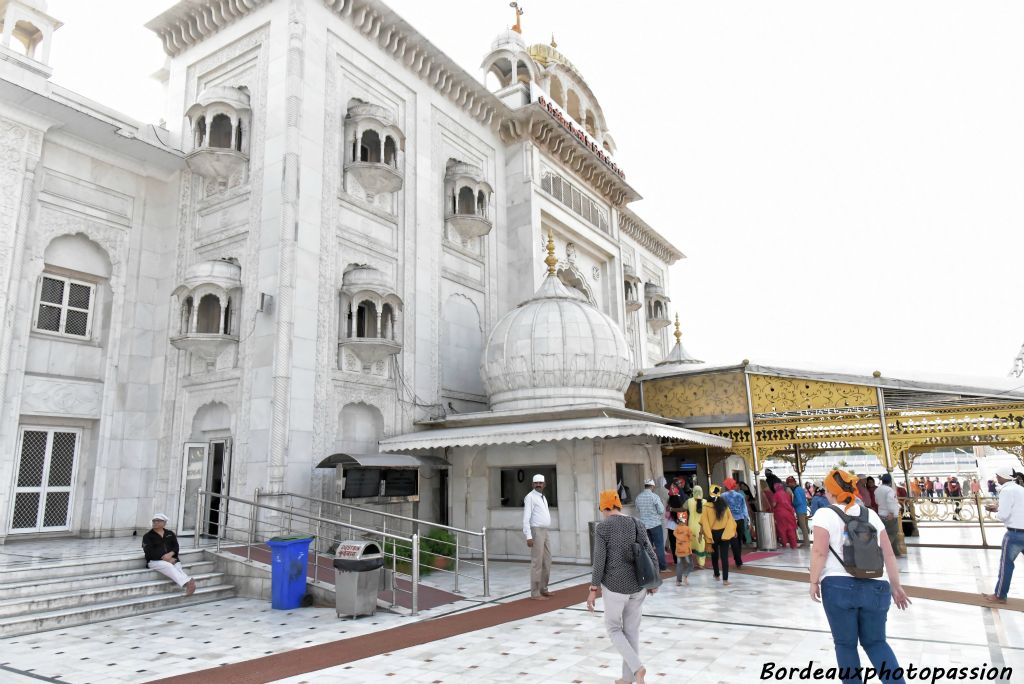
[809,469,911,684]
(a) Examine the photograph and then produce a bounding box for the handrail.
[260,490,490,596]
[263,491,484,537]
[198,490,415,542]
[195,488,425,614]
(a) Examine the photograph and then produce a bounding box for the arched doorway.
[180,401,233,536]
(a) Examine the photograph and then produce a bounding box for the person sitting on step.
[143,513,196,596]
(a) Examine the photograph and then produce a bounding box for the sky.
[45,1,1024,381]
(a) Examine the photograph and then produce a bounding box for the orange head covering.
[723,477,738,491]
[825,469,859,511]
[599,489,622,511]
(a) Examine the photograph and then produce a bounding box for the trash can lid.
[267,535,314,542]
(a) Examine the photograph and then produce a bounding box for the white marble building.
[0,0,709,548]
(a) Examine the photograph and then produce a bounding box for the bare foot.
[636,666,647,684]
[529,595,550,601]
[184,579,196,596]
[723,580,731,586]
[683,577,688,585]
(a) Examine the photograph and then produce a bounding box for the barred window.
[540,171,610,234]
[34,275,94,339]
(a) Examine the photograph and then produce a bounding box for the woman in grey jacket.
[588,489,660,684]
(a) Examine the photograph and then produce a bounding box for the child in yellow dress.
[673,511,693,585]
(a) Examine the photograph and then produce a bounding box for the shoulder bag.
[631,518,662,590]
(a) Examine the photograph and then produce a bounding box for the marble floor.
[1,539,1021,683]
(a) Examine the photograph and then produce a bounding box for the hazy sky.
[46,1,1024,381]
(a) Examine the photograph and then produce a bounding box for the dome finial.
[673,313,682,343]
[550,33,557,48]
[544,230,558,275]
[510,2,524,34]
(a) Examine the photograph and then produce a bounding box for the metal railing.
[257,491,490,597]
[191,488,490,615]
[899,494,999,548]
[193,489,428,613]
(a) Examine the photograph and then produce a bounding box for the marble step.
[0,584,236,638]
[0,572,226,618]
[0,560,216,599]
[0,549,205,583]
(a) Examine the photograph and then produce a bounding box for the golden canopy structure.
[629,361,1024,483]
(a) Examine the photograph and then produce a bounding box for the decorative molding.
[618,209,684,265]
[146,0,273,56]
[749,375,877,415]
[21,376,103,419]
[31,206,127,282]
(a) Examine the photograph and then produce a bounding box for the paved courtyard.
[2,539,1023,683]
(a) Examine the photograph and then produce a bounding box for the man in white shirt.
[523,473,552,600]
[984,466,1024,604]
[875,473,902,557]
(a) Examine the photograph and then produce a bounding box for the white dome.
[481,272,634,411]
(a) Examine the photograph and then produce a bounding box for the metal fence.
[192,488,489,614]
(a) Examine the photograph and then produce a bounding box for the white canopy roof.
[379,417,731,452]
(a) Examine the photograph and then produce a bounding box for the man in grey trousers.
[523,473,552,600]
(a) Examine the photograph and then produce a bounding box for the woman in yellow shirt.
[686,486,708,568]
[701,488,738,585]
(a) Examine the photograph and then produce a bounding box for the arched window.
[476,190,487,216]
[383,136,397,166]
[181,296,194,334]
[209,114,233,148]
[584,111,598,138]
[457,186,476,215]
[234,123,243,152]
[381,303,395,340]
[195,117,206,148]
[516,60,531,85]
[485,59,513,92]
[549,77,565,108]
[196,294,222,333]
[567,90,582,124]
[10,20,42,58]
[355,301,378,337]
[223,297,232,335]
[359,130,381,163]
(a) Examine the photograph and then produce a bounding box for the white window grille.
[34,275,94,339]
[9,427,80,532]
[540,171,609,234]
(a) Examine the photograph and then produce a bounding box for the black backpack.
[828,505,884,579]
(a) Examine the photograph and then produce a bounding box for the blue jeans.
[994,529,1024,599]
[821,576,905,684]
[645,525,666,571]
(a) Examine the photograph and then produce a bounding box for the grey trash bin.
[333,540,384,618]
[756,512,777,551]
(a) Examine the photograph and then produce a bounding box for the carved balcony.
[344,160,404,195]
[185,148,248,182]
[170,332,239,362]
[339,337,402,365]
[445,213,493,240]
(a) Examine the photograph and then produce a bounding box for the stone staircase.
[0,549,235,637]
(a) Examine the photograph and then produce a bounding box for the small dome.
[491,29,526,52]
[341,264,391,296]
[182,259,241,290]
[191,85,250,112]
[481,242,634,411]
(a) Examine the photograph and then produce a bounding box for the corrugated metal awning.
[379,417,731,452]
[314,452,451,469]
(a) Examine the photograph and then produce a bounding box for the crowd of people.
[588,468,917,684]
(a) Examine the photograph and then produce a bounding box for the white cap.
[996,467,1016,481]
[532,474,545,483]
[644,479,656,487]
[152,513,169,522]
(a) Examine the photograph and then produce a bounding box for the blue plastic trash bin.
[267,536,313,610]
